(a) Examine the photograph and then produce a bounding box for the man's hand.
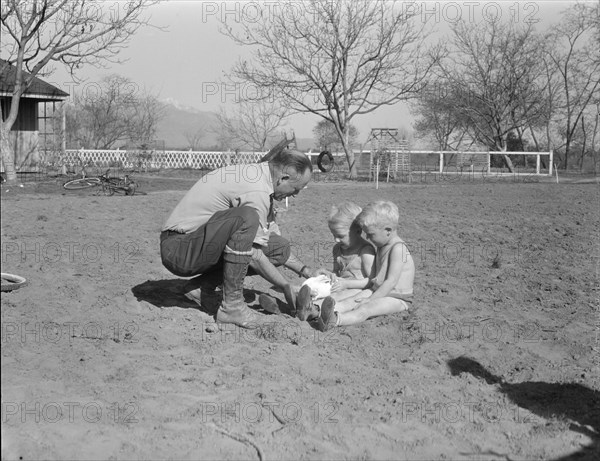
[267,222,281,236]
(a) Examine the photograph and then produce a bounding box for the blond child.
[311,201,415,331]
[295,202,375,321]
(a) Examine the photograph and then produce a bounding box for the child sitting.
[311,200,415,331]
[295,201,375,321]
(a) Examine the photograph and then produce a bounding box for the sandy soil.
[1,172,599,460]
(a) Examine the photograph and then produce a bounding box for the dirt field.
[1,172,599,460]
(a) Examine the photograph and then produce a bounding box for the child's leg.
[331,289,373,314]
[301,288,367,319]
[337,297,409,326]
[330,288,365,303]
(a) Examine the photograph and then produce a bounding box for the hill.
[155,99,219,150]
[156,99,314,152]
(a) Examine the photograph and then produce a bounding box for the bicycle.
[63,169,141,195]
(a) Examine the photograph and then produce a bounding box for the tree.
[213,99,288,151]
[313,119,358,152]
[222,0,435,178]
[64,74,164,149]
[411,79,474,157]
[432,20,550,172]
[184,127,205,151]
[1,0,158,182]
[543,1,600,169]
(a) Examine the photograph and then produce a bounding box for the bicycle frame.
[99,170,137,196]
[63,169,138,196]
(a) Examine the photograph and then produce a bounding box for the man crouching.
[160,150,313,329]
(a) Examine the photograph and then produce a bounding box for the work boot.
[183,270,223,313]
[216,255,261,329]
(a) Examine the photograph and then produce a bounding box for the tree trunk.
[1,122,17,183]
[591,109,599,174]
[580,115,587,172]
[341,126,357,178]
[343,144,358,178]
[497,137,514,173]
[528,125,547,169]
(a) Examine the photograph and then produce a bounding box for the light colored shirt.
[162,163,273,234]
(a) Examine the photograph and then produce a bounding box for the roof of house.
[0,59,69,101]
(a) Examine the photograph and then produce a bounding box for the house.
[0,59,69,171]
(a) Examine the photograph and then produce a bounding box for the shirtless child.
[296,202,376,321]
[311,201,415,332]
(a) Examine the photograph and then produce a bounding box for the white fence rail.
[356,149,554,176]
[20,148,553,177]
[52,149,265,170]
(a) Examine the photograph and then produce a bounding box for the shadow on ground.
[447,356,599,461]
[131,278,276,317]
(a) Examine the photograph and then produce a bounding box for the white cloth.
[301,275,332,300]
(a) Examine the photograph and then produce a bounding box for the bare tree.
[543,1,600,169]
[433,20,549,172]
[64,74,164,149]
[130,92,166,148]
[0,0,158,182]
[313,119,358,152]
[411,80,474,157]
[214,99,288,151]
[184,127,205,151]
[221,0,435,178]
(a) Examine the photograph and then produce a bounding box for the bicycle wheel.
[1,273,28,292]
[125,181,137,196]
[63,177,101,190]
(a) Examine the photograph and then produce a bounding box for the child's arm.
[332,277,370,291]
[332,245,375,291]
[315,267,335,278]
[363,244,405,301]
[360,245,376,279]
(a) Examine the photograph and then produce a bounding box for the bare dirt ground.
[1,171,599,460]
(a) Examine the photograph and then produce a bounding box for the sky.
[46,0,574,141]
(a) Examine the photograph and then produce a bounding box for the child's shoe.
[313,296,337,332]
[306,303,320,321]
[296,285,313,321]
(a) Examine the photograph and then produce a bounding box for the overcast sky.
[48,0,573,140]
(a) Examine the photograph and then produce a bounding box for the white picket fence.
[53,149,265,170]
[29,148,553,176]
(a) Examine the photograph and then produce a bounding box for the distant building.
[0,59,69,171]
